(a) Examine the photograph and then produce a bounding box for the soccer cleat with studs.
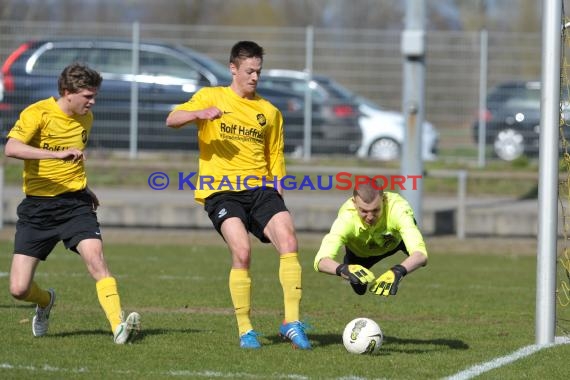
[32,288,56,337]
[239,329,262,349]
[113,311,141,344]
[279,320,312,350]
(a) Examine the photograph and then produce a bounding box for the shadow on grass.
[0,304,33,309]
[383,335,469,351]
[266,333,469,351]
[51,327,203,342]
[53,329,112,338]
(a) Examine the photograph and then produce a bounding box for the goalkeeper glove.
[336,264,375,285]
[369,264,408,296]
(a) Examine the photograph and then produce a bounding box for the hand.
[85,187,100,210]
[336,264,375,285]
[57,148,84,162]
[197,107,222,121]
[369,264,408,296]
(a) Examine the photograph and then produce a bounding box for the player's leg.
[10,254,43,301]
[220,217,260,348]
[206,193,260,348]
[257,191,311,350]
[10,253,56,337]
[263,210,301,322]
[10,202,59,337]
[62,200,140,344]
[75,238,141,344]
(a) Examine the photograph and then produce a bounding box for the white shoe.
[32,288,56,337]
[113,311,141,344]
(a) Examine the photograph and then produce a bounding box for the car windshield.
[487,83,540,109]
[177,45,232,82]
[315,76,356,101]
[354,95,385,110]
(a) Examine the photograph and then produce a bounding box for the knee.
[232,248,252,268]
[281,234,298,253]
[9,283,29,300]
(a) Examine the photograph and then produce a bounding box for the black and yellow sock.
[96,277,122,332]
[229,268,253,336]
[279,252,302,323]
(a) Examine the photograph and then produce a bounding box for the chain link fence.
[0,21,542,163]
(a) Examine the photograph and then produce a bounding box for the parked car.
[0,39,361,154]
[258,73,362,155]
[472,80,540,161]
[472,80,570,161]
[262,69,439,161]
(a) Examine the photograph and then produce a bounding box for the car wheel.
[367,137,400,161]
[493,128,525,161]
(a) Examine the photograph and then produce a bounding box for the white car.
[263,69,439,161]
[356,96,439,161]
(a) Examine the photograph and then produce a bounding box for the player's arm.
[316,257,343,275]
[265,110,285,195]
[369,203,428,296]
[399,250,428,273]
[369,251,427,296]
[314,207,357,272]
[5,137,84,161]
[85,187,100,211]
[166,88,221,128]
[314,213,375,285]
[166,107,222,128]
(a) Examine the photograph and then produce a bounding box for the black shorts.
[343,241,408,269]
[14,190,101,260]
[204,188,289,243]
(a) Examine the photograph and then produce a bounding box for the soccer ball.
[342,317,383,355]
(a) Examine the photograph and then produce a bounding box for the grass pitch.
[0,231,569,379]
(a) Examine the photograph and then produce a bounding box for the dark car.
[0,39,361,154]
[259,70,363,156]
[262,69,438,161]
[472,80,568,161]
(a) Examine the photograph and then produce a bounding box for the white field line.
[443,336,570,380]
[0,363,309,379]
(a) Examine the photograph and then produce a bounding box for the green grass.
[1,237,569,379]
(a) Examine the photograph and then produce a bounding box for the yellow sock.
[23,281,51,307]
[279,252,302,323]
[229,268,252,336]
[96,277,123,332]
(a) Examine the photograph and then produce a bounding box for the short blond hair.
[353,176,383,203]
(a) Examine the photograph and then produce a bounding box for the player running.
[5,63,141,344]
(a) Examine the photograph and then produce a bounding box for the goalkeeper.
[314,176,428,296]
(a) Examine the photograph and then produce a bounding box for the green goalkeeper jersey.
[313,192,428,271]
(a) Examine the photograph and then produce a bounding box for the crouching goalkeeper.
[314,176,428,296]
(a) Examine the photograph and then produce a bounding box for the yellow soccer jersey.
[7,97,91,196]
[171,86,286,204]
[313,192,428,271]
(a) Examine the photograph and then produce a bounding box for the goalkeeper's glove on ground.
[336,264,375,285]
[369,264,408,296]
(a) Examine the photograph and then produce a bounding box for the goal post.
[536,0,562,346]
